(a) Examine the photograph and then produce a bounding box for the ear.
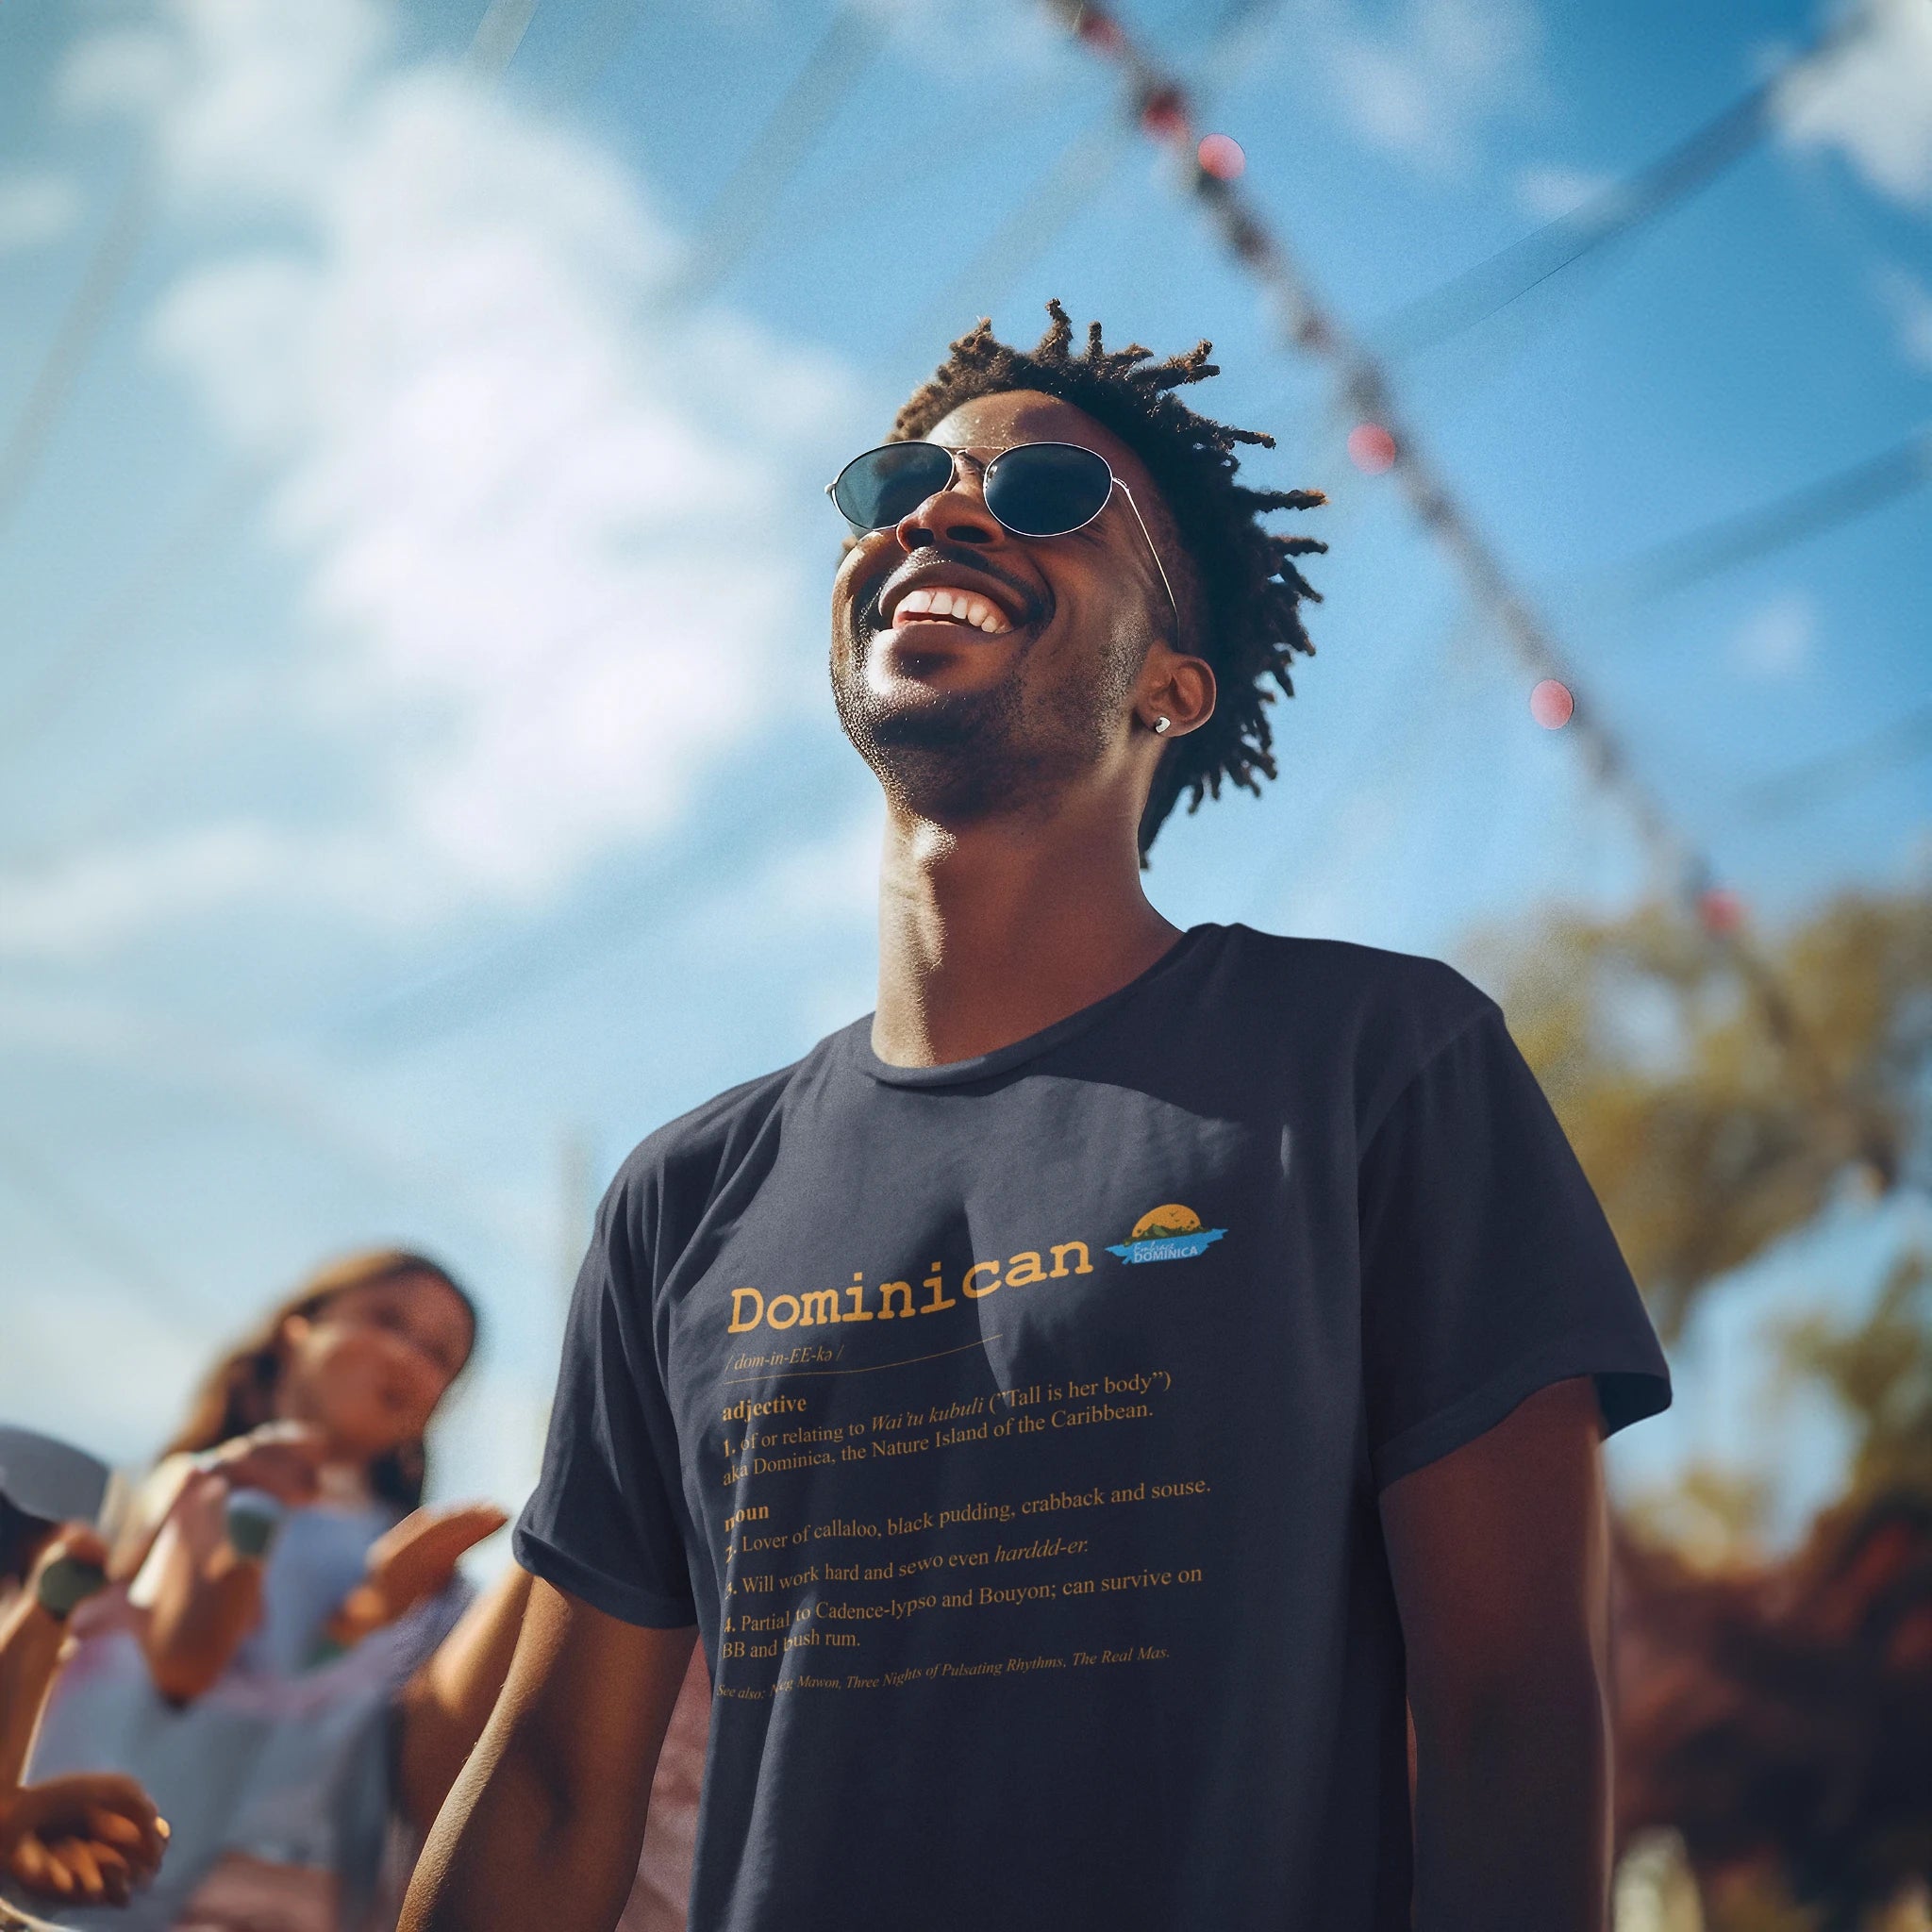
[1136,648,1216,739]
[279,1313,313,1351]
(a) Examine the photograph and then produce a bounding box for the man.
[402,304,1671,1932]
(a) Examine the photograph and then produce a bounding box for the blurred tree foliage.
[1480,887,1932,1930]
[1481,886,1932,1341]
[1778,1254,1932,1505]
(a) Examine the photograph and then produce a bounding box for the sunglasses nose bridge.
[890,448,1006,552]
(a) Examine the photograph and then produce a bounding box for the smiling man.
[402,306,1670,1932]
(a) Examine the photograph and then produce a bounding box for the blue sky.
[2,0,1927,1555]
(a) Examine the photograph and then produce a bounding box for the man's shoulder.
[604,1022,861,1210]
[1218,924,1495,1044]
[1204,926,1503,1134]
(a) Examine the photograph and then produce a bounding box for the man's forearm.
[394,1566,535,1837]
[400,1700,650,1932]
[397,1579,694,1932]
[1411,1661,1612,1932]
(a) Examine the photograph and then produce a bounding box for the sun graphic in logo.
[1130,1204,1204,1241]
[1108,1204,1227,1265]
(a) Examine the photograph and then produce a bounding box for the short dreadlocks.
[893,300,1324,859]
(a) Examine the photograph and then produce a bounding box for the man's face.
[829,389,1190,825]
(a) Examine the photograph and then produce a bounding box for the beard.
[831,622,1141,826]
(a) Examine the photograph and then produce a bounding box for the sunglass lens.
[983,442,1112,537]
[830,443,956,530]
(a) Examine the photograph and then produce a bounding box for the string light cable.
[1046,0,1897,1177]
[1599,423,1932,604]
[1370,4,1879,358]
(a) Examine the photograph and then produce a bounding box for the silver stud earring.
[1152,715,1172,735]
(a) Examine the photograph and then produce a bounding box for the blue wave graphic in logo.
[1107,1228,1226,1265]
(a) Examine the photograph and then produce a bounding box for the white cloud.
[0,824,281,958]
[1870,258,1932,372]
[1774,0,1932,206]
[761,807,883,928]
[1729,590,1818,680]
[58,26,183,118]
[33,0,858,949]
[1513,161,1616,221]
[854,0,1063,80]
[0,1273,212,1470]
[0,171,83,254]
[1301,0,1545,173]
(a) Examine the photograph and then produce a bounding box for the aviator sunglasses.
[827,440,1179,622]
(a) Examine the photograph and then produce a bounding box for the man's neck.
[871,797,1182,1068]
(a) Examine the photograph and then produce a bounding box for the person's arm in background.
[0,1527,109,1786]
[392,1563,532,1837]
[323,1502,509,1657]
[135,1424,324,1703]
[0,1773,169,1908]
[0,1526,171,1909]
[399,1575,695,1932]
[1380,1375,1614,1932]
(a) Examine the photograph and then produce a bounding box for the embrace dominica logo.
[1107,1204,1227,1266]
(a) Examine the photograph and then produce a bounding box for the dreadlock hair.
[892,300,1325,859]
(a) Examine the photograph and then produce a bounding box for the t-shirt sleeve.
[1358,999,1670,1491]
[512,1176,698,1628]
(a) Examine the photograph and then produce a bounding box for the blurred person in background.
[1,1428,168,1913]
[404,305,1672,1932]
[19,1252,504,1932]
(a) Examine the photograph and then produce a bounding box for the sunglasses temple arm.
[1114,482,1181,629]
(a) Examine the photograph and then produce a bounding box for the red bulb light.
[1346,423,1397,474]
[1697,887,1744,935]
[1529,679,1574,729]
[1074,7,1122,48]
[1139,87,1189,141]
[1196,133,1245,180]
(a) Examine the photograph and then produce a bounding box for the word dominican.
[727,1243,1095,1337]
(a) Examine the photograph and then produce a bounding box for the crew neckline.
[847,923,1224,1089]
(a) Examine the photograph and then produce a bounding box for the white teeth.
[890,584,1012,633]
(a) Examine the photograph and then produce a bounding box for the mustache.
[859,544,1049,632]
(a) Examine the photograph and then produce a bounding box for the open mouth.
[884,585,1014,636]
[872,560,1036,640]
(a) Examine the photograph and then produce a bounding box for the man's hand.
[327,1502,509,1648]
[1380,1375,1613,1932]
[0,1774,169,1908]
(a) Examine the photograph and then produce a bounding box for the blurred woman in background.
[22,1251,505,1932]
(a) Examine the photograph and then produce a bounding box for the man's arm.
[398,1574,697,1932]
[1379,1374,1613,1932]
[392,1565,534,1838]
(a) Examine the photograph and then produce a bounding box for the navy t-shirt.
[514,924,1669,1930]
